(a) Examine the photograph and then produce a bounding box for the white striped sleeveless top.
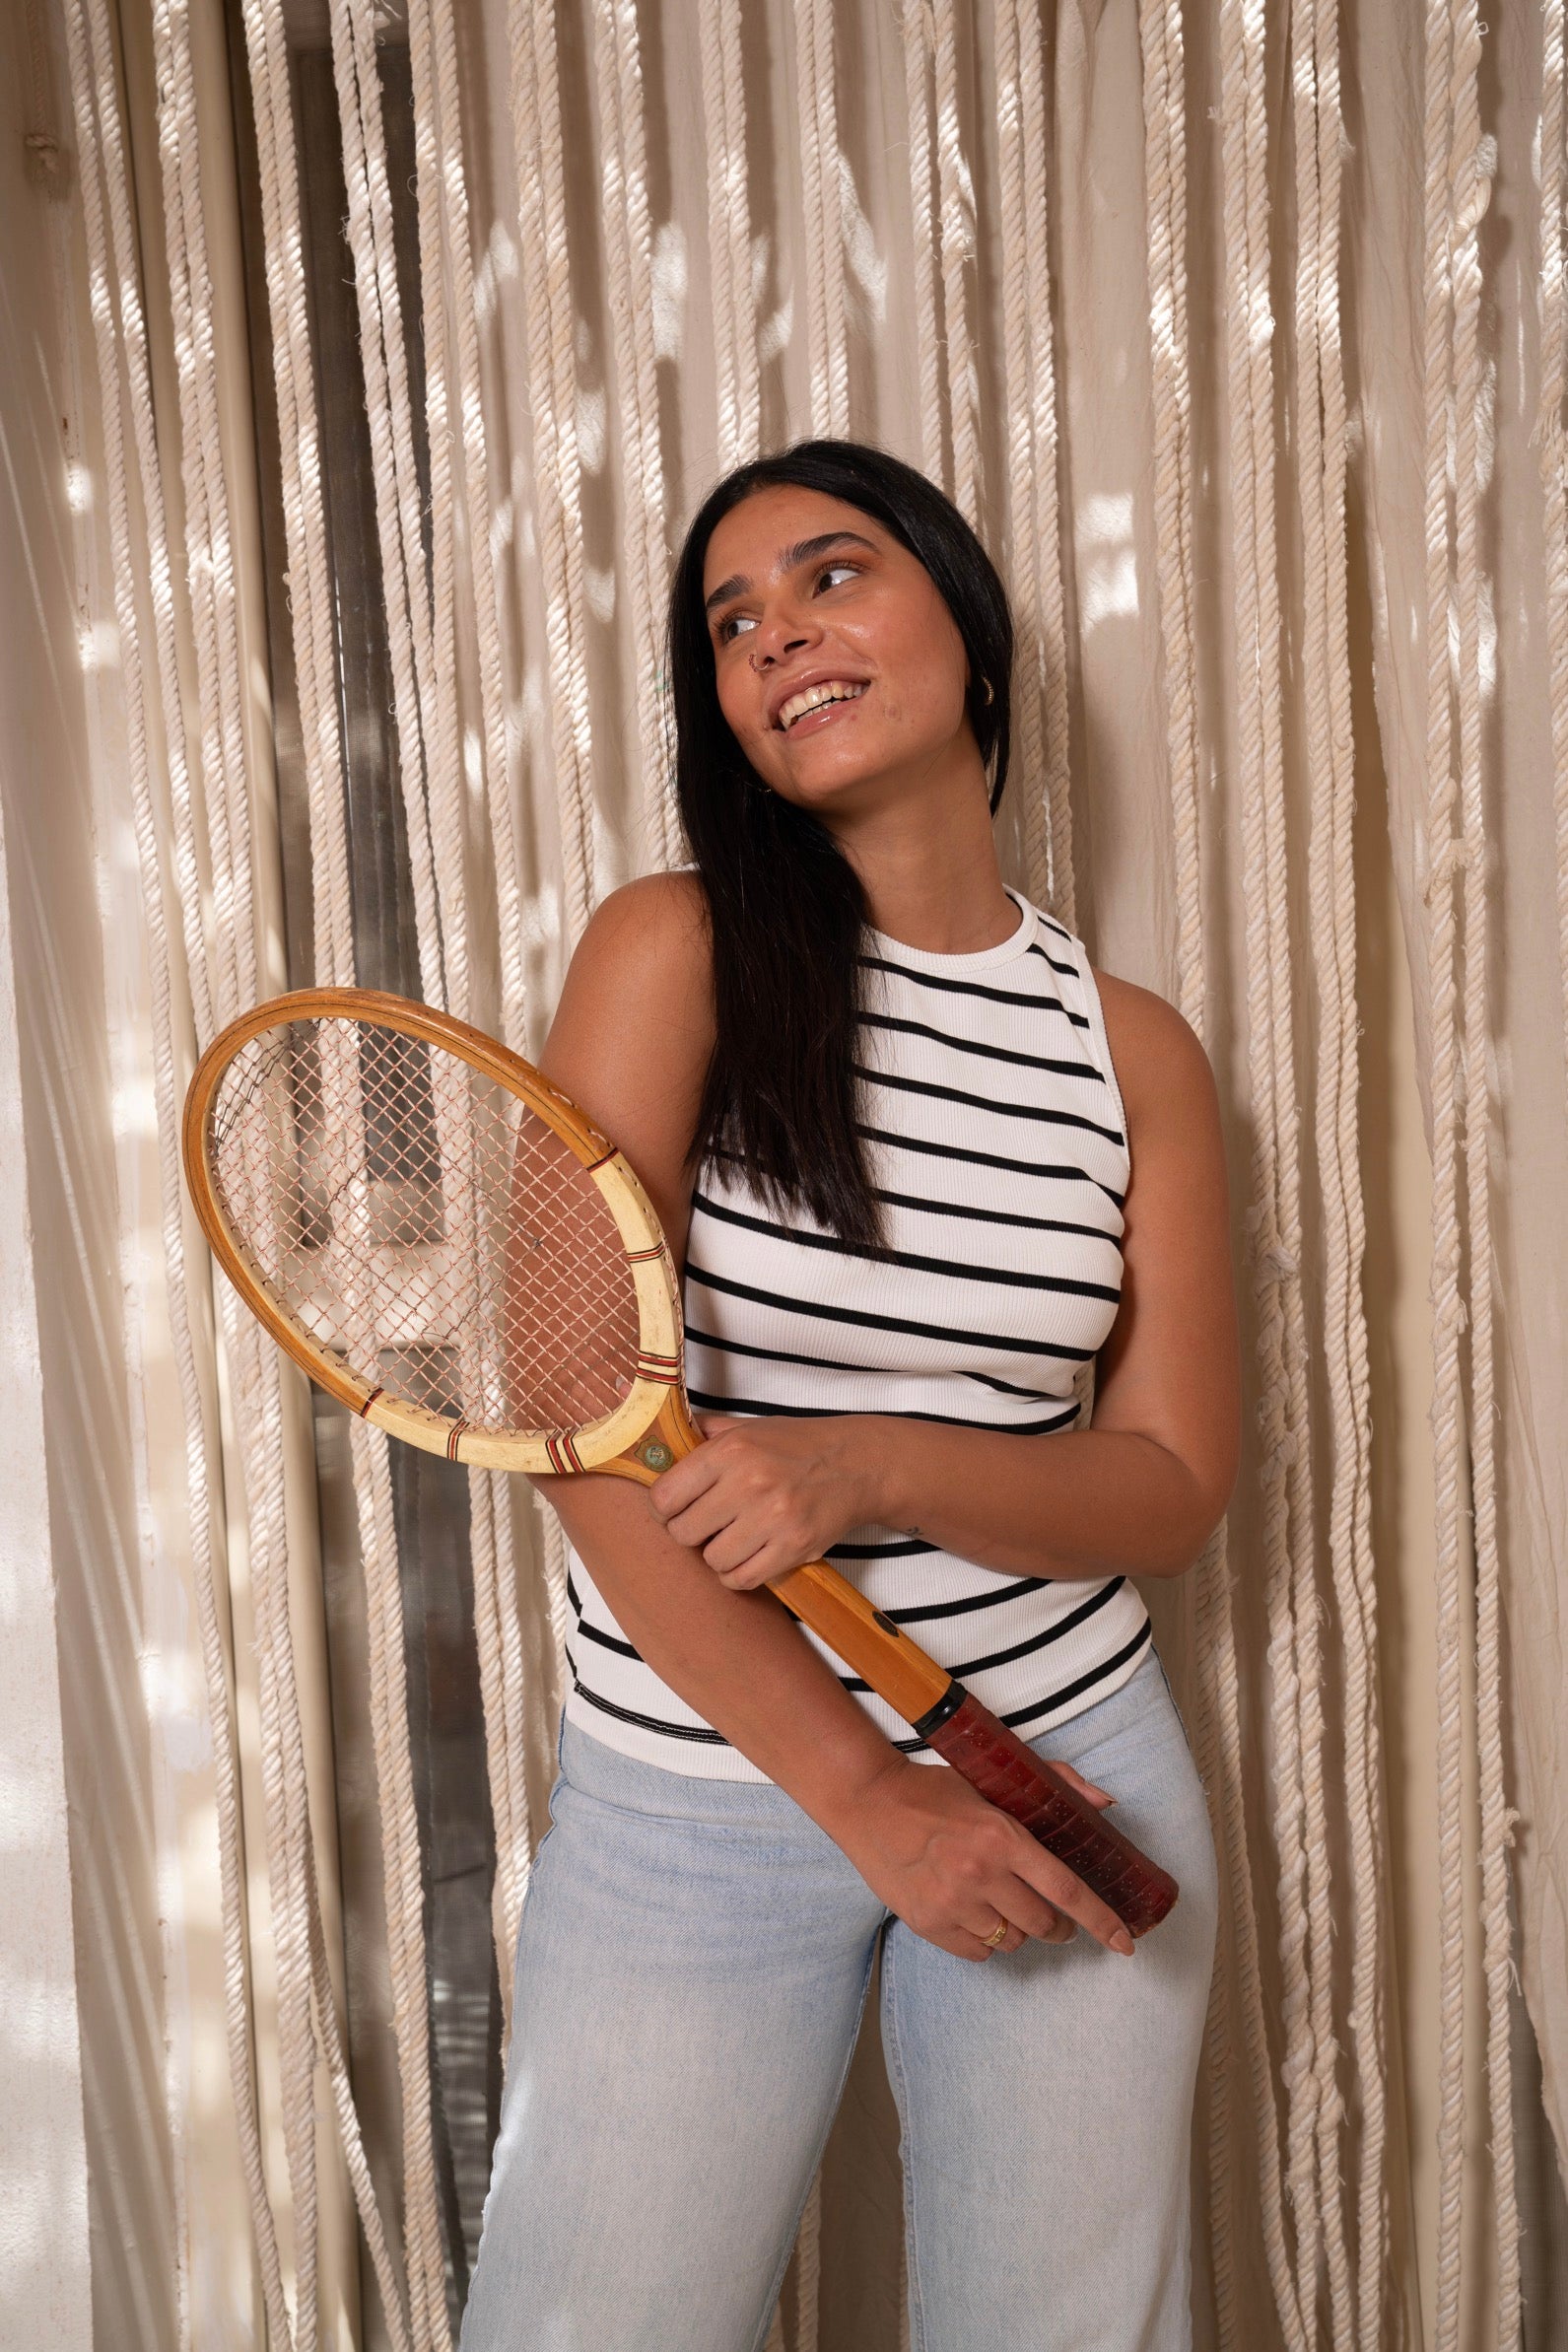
[563,886,1153,1777]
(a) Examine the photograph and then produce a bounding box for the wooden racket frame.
[183,988,1178,1936]
[183,988,950,1722]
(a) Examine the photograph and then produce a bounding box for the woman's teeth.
[779,679,868,730]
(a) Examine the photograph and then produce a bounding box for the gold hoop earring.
[980,676,994,706]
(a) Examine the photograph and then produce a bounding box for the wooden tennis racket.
[182,989,1178,1937]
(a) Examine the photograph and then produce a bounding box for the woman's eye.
[715,562,858,645]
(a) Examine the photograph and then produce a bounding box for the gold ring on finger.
[983,1916,1009,1950]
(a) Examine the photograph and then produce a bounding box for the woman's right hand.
[829,1754,1136,1962]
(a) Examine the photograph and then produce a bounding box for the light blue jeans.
[459,1645,1218,2352]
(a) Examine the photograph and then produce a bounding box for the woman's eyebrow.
[704,529,879,618]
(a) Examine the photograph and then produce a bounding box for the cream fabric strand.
[328,0,446,1006]
[1542,0,1568,1074]
[996,1,1073,923]
[590,0,677,869]
[510,0,597,946]
[1220,0,1348,2332]
[795,0,849,438]
[1445,15,1523,2342]
[704,0,759,469]
[1137,2,1299,2340]
[1419,4,1473,2343]
[931,0,978,524]
[1290,0,1390,2340]
[407,0,533,1996]
[902,0,943,484]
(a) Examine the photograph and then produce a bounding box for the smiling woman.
[456,442,1235,2352]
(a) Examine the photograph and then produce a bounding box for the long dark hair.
[667,439,1014,1250]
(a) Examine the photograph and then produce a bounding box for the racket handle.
[914,1682,1179,1938]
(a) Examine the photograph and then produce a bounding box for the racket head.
[181,989,683,1475]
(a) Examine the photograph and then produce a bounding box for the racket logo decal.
[639,1441,673,1472]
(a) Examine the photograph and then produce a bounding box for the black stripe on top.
[1027,940,1080,980]
[870,1186,1116,1243]
[567,1651,732,1746]
[861,1010,1104,1083]
[687,1323,1070,1418]
[860,953,1091,1023]
[998,1621,1154,1732]
[887,1621,1154,1751]
[856,1064,1126,1148]
[854,1125,1126,1208]
[683,1263,1099,1359]
[686,1386,1081,1437]
[691,1189,1122,1303]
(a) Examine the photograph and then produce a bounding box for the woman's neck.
[824,768,1017,956]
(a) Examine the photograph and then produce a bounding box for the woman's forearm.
[862,1418,1220,1582]
[533,1474,909,1835]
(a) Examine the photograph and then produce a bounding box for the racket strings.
[208,1019,641,1440]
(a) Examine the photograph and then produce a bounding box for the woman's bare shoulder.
[539,873,716,1245]
[1091,968,1218,1135]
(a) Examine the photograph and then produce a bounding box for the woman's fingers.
[1004,1833,1134,1956]
[989,1878,1074,1947]
[1041,1757,1118,1809]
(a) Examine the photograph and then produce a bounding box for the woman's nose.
[750,609,820,668]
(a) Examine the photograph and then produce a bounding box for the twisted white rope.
[1445,19,1522,2343]
[237,0,353,986]
[329,0,446,1006]
[1220,0,1348,2334]
[1136,5,1297,2343]
[1420,5,1469,2342]
[1541,0,1568,1076]
[404,0,536,2008]
[511,0,598,948]
[795,0,849,438]
[902,0,943,484]
[300,12,459,2337]
[1290,0,1390,2340]
[932,0,978,524]
[996,1,1073,923]
[591,0,677,870]
[703,0,759,470]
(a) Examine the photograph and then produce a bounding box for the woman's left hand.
[648,1414,887,1589]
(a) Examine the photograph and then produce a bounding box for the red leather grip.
[922,1690,1179,1937]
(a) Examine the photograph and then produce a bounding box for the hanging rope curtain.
[57,0,1562,2344]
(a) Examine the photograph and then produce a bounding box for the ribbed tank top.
[563,886,1153,1778]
